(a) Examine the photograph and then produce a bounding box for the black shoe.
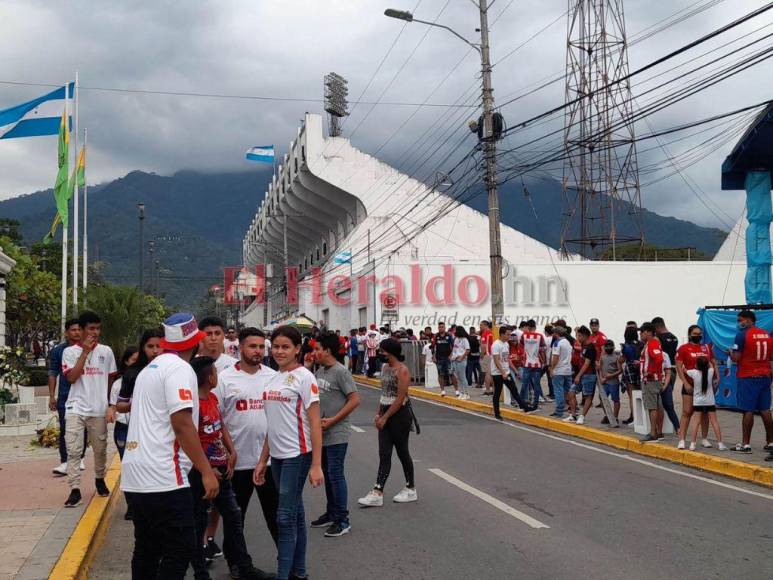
[601,416,610,425]
[205,537,223,559]
[324,522,351,537]
[310,513,332,528]
[595,402,603,408]
[639,434,658,443]
[64,488,82,508]
[289,575,308,580]
[623,416,634,425]
[95,478,110,497]
[765,453,773,462]
[241,566,276,580]
[494,414,503,421]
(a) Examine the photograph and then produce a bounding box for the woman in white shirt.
[685,356,726,451]
[254,326,323,580]
[109,347,139,460]
[451,326,471,400]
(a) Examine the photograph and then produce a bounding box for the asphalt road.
[91,383,773,580]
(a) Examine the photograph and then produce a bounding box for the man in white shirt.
[224,327,240,359]
[214,328,279,575]
[198,316,238,373]
[120,312,219,580]
[549,325,574,419]
[491,327,533,419]
[61,311,117,508]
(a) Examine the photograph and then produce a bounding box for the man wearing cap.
[639,322,670,443]
[589,319,607,356]
[121,313,220,579]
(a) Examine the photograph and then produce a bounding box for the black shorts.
[693,405,716,413]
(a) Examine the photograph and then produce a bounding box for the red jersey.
[589,331,607,356]
[198,393,228,467]
[509,340,525,369]
[733,326,773,378]
[675,343,714,371]
[520,332,546,368]
[480,329,493,356]
[640,338,665,381]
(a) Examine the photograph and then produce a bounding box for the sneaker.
[241,566,276,580]
[440,390,446,397]
[464,394,471,400]
[455,391,461,397]
[310,514,332,528]
[64,489,82,508]
[622,416,634,425]
[732,444,752,454]
[95,478,110,497]
[563,415,576,423]
[358,491,384,507]
[229,563,241,579]
[79,459,86,471]
[494,414,503,421]
[393,487,418,503]
[601,416,609,425]
[324,522,351,537]
[639,434,658,443]
[546,395,555,401]
[701,439,712,449]
[718,442,728,451]
[524,407,539,414]
[205,537,223,559]
[689,442,696,451]
[53,462,67,476]
[764,442,773,451]
[576,415,585,425]
[677,440,685,450]
[539,396,548,403]
[765,454,773,462]
[656,434,665,441]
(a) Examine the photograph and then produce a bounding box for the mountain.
[0,170,727,310]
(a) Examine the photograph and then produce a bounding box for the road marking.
[351,425,365,433]
[428,468,550,529]
[356,382,773,503]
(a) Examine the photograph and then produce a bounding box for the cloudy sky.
[0,0,769,230]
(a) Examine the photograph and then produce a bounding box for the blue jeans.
[452,360,468,393]
[466,355,481,386]
[520,367,543,406]
[272,453,312,580]
[322,443,349,526]
[114,421,129,460]
[661,376,680,430]
[552,375,571,416]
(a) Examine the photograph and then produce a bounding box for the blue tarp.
[744,171,772,304]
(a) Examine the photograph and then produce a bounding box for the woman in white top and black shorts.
[358,338,418,507]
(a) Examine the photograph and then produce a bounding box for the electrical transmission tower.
[560,0,644,260]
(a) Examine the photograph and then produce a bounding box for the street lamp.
[137,203,145,292]
[385,3,504,323]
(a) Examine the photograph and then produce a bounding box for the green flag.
[53,106,69,228]
[66,145,85,201]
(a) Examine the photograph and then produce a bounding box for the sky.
[0,0,769,230]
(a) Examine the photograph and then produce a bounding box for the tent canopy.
[722,103,773,191]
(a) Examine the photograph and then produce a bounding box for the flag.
[245,145,275,163]
[53,106,70,229]
[334,250,352,265]
[42,213,61,245]
[66,145,86,200]
[0,83,74,140]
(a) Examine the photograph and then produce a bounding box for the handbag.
[406,399,421,435]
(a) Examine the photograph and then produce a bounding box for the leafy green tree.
[0,219,24,247]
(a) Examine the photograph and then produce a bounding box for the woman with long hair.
[620,327,642,425]
[686,356,726,451]
[451,326,471,400]
[675,324,715,450]
[110,346,138,460]
[253,325,323,580]
[358,338,417,507]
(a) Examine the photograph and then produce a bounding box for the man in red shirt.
[639,322,671,443]
[675,324,717,449]
[589,318,607,356]
[730,310,773,454]
[479,320,494,395]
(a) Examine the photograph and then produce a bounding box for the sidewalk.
[0,431,116,579]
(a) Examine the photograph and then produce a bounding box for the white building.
[241,113,746,343]
[0,247,16,346]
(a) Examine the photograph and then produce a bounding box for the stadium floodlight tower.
[561,0,644,260]
[324,72,349,137]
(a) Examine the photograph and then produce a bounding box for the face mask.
[689,336,702,344]
[604,347,614,354]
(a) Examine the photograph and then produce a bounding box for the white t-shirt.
[422,343,433,365]
[687,368,715,407]
[452,337,470,360]
[262,366,320,459]
[551,338,573,376]
[120,353,199,493]
[214,362,277,471]
[223,338,240,359]
[109,377,129,424]
[215,353,238,373]
[62,343,117,417]
[491,340,510,376]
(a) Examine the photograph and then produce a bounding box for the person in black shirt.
[568,326,598,425]
[466,327,481,387]
[653,317,680,434]
[432,322,455,396]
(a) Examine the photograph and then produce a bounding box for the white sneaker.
[563,415,576,423]
[440,390,446,397]
[717,442,728,451]
[455,391,461,397]
[677,440,685,450]
[689,442,696,451]
[463,394,471,400]
[576,415,585,425]
[79,459,86,471]
[701,439,712,449]
[358,491,383,507]
[393,488,418,503]
[52,462,67,476]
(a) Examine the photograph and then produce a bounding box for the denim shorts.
[603,381,621,402]
[581,375,597,396]
[737,376,772,412]
[436,359,451,380]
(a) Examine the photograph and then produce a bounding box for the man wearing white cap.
[121,313,220,579]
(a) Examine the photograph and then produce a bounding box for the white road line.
[355,383,773,502]
[428,468,550,529]
[351,425,365,433]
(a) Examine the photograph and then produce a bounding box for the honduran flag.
[245,145,275,164]
[0,83,74,140]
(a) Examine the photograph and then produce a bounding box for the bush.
[27,368,49,387]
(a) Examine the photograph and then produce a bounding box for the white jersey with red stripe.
[262,366,320,460]
[120,353,199,493]
[520,332,546,368]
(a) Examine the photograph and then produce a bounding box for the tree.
[0,219,24,247]
[79,285,167,355]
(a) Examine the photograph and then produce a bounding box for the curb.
[355,376,773,489]
[49,453,122,580]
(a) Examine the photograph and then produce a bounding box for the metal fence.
[400,339,429,384]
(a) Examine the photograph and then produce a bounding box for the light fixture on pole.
[137,203,145,292]
[384,3,505,323]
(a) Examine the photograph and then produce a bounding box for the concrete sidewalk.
[0,431,116,579]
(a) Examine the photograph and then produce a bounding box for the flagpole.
[60,84,70,337]
[82,127,88,298]
[72,71,79,307]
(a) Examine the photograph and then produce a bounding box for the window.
[316,248,320,261]
[359,307,367,328]
[294,158,298,173]
[322,308,329,328]
[322,242,327,256]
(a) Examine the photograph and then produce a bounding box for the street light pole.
[385,2,504,323]
[137,203,145,292]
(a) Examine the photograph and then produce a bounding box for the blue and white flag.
[0,83,74,140]
[245,145,275,163]
[334,250,352,265]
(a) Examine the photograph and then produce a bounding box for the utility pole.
[137,203,145,292]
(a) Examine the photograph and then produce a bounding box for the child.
[189,356,272,580]
[685,356,727,451]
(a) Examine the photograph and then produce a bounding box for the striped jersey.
[262,366,320,459]
[520,332,546,368]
